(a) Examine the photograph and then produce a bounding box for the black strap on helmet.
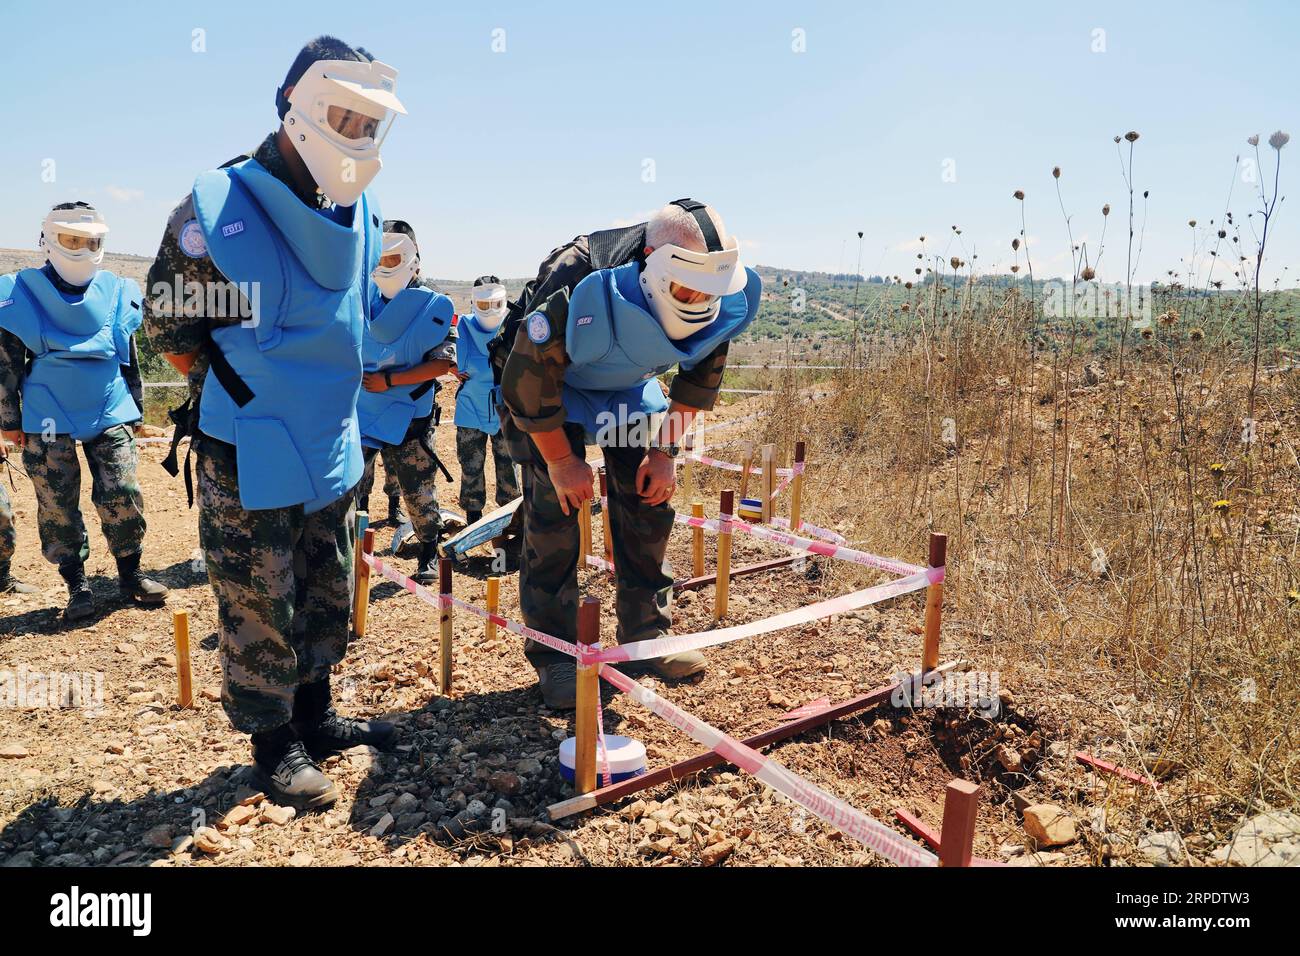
[669,198,723,252]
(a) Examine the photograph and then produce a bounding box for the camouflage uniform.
[22,425,146,566]
[1,268,148,570]
[196,447,355,733]
[455,425,519,513]
[0,478,15,575]
[359,421,447,544]
[143,132,360,732]
[500,287,729,666]
[356,445,401,506]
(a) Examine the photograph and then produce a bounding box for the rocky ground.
[0,274,1293,867]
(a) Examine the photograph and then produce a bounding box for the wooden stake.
[574,596,601,795]
[938,779,980,867]
[760,443,775,523]
[579,496,593,564]
[682,432,695,504]
[715,489,734,621]
[352,527,375,639]
[485,577,500,642]
[790,441,806,533]
[923,532,947,672]
[439,557,453,694]
[691,501,705,578]
[172,610,193,708]
[599,468,613,571]
[737,442,755,500]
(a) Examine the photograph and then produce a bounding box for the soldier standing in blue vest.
[0,203,168,619]
[454,276,520,526]
[356,220,457,583]
[499,201,760,708]
[143,37,406,810]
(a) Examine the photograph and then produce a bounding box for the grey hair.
[645,202,734,252]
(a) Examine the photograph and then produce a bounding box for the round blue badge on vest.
[526,312,551,344]
[178,219,207,259]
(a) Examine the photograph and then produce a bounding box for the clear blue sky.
[1,1,1294,286]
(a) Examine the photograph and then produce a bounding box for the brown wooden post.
[485,576,500,642]
[574,596,601,794]
[172,610,193,709]
[691,501,705,578]
[352,527,375,638]
[760,443,775,523]
[714,489,735,621]
[737,442,755,501]
[682,432,695,504]
[938,779,980,867]
[923,532,947,672]
[790,441,806,533]
[599,468,614,570]
[439,558,454,694]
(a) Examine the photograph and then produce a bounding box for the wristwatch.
[650,442,681,459]
[383,370,393,388]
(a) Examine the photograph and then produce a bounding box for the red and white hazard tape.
[599,664,938,867]
[593,568,936,664]
[684,453,798,479]
[676,511,928,578]
[361,552,582,659]
[359,551,940,863]
[770,516,847,546]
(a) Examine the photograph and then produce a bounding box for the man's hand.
[2,429,24,454]
[546,454,594,516]
[362,371,390,393]
[636,449,676,506]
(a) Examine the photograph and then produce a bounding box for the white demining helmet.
[372,231,419,299]
[470,275,508,331]
[282,58,407,208]
[639,198,747,341]
[40,204,109,287]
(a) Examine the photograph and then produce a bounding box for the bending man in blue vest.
[455,276,520,527]
[357,220,457,583]
[143,37,406,810]
[500,200,760,708]
[0,203,168,619]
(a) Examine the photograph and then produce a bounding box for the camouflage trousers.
[197,449,356,734]
[359,434,444,545]
[0,478,15,572]
[356,444,400,503]
[455,425,520,513]
[22,424,146,567]
[519,423,674,667]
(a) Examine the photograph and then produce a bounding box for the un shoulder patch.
[178,219,208,258]
[526,312,551,344]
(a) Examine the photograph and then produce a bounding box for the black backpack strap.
[587,223,648,269]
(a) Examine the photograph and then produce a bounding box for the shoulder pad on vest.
[565,270,614,367]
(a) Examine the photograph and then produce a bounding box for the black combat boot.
[251,723,339,810]
[387,494,408,525]
[116,552,169,605]
[58,560,95,621]
[411,540,440,585]
[294,678,396,759]
[0,563,37,594]
[465,509,483,526]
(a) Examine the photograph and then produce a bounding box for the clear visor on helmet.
[55,232,103,253]
[669,281,713,305]
[379,251,405,269]
[314,92,396,149]
[475,297,505,312]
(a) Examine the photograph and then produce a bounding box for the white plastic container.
[559,734,648,785]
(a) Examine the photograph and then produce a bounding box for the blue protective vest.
[358,286,454,448]
[0,268,142,440]
[453,313,502,435]
[191,157,381,514]
[561,262,762,441]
